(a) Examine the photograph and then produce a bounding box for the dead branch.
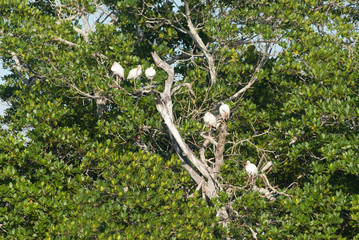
[9,51,38,87]
[55,14,78,25]
[184,0,217,85]
[151,51,219,199]
[228,44,271,101]
[10,52,29,81]
[53,37,79,47]
[260,161,273,172]
[247,225,258,240]
[213,122,228,178]
[68,83,99,99]
[199,131,217,165]
[94,90,106,117]
[259,173,293,198]
[200,132,218,146]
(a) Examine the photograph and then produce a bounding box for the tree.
[1,0,359,238]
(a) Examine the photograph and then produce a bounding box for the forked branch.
[184,0,217,85]
[228,44,271,101]
[151,51,219,199]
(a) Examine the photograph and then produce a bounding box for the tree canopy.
[1,0,359,239]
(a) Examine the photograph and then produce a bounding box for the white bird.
[245,161,258,176]
[111,62,125,86]
[203,112,217,128]
[127,65,142,89]
[145,66,156,85]
[219,103,230,120]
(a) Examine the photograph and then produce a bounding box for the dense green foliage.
[1,0,359,238]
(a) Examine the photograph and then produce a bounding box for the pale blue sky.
[0,61,10,116]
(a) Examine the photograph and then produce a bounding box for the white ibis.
[111,62,125,86]
[127,65,142,89]
[145,66,156,85]
[219,103,230,120]
[203,112,217,128]
[245,161,258,176]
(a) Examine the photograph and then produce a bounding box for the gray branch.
[213,122,228,178]
[151,51,219,199]
[184,1,217,85]
[53,37,79,47]
[228,44,271,101]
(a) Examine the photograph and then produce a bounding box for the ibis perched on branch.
[127,65,142,89]
[203,112,217,129]
[245,161,258,176]
[111,62,125,86]
[145,66,156,85]
[219,103,230,120]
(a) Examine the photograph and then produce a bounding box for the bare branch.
[9,51,37,86]
[167,51,205,65]
[228,44,271,101]
[10,52,29,74]
[94,90,106,117]
[53,37,79,47]
[259,173,293,198]
[213,122,228,178]
[187,178,206,199]
[151,51,219,199]
[151,52,174,98]
[0,224,8,233]
[260,161,273,172]
[81,13,90,34]
[199,131,217,165]
[69,83,97,99]
[228,125,271,155]
[257,152,267,170]
[200,132,218,146]
[184,0,217,85]
[73,26,89,43]
[68,83,109,105]
[90,11,105,30]
[247,225,258,240]
[183,164,204,186]
[135,136,150,153]
[55,14,78,25]
[171,82,195,96]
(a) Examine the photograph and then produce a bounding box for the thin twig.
[53,37,79,47]
[228,43,271,101]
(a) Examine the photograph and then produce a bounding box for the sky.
[0,61,10,116]
[0,0,278,117]
[0,4,109,117]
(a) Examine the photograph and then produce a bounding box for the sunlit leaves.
[1,0,359,239]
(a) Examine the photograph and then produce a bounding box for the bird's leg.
[134,79,137,90]
[150,78,153,86]
[250,177,256,186]
[209,126,216,136]
[115,75,119,86]
[118,76,122,87]
[118,77,122,86]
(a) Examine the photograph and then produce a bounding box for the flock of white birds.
[111,62,156,89]
[203,103,258,176]
[111,62,258,177]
